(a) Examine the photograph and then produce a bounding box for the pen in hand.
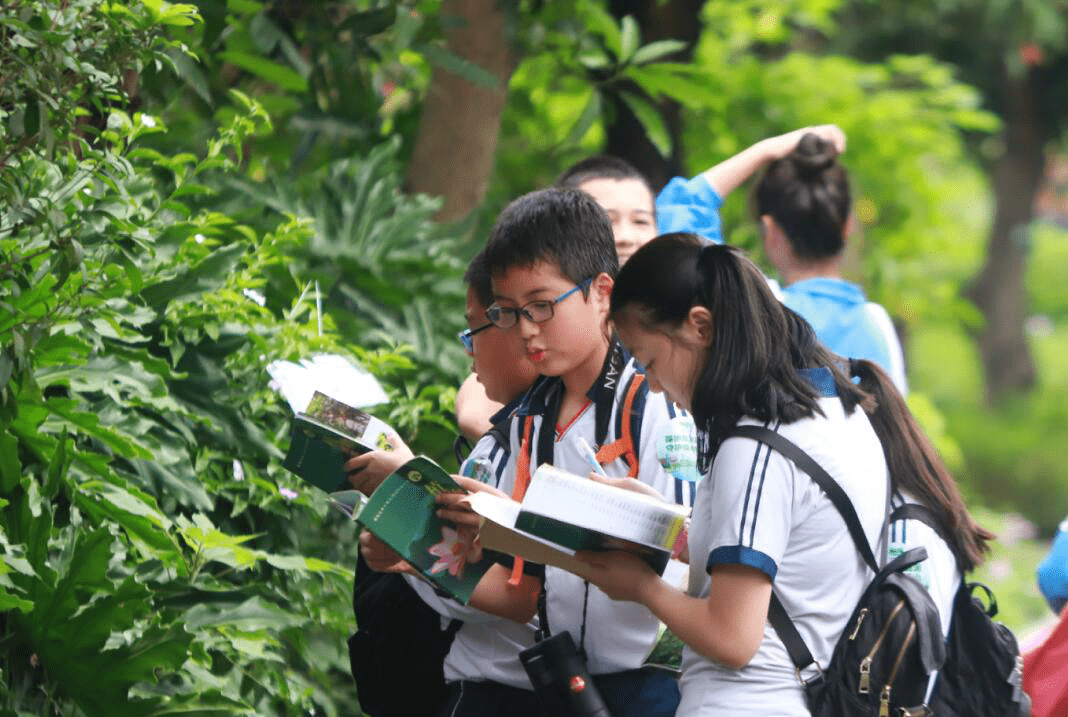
[576,437,609,478]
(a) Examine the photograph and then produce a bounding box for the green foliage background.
[2,0,1066,714]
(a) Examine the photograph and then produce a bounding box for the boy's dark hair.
[556,154,656,199]
[484,188,618,286]
[463,249,493,308]
[752,132,851,261]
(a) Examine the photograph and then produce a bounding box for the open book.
[468,465,690,576]
[282,391,396,493]
[355,456,494,604]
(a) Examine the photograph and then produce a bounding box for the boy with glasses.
[419,188,695,717]
[348,250,542,717]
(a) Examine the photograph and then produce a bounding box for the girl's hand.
[587,472,667,502]
[344,433,415,495]
[764,124,846,160]
[576,549,661,604]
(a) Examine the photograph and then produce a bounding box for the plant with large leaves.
[0,2,437,714]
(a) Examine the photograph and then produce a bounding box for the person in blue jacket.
[752,132,909,393]
[555,125,847,259]
[1038,515,1068,615]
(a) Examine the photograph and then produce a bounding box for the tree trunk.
[404,0,518,223]
[605,0,704,190]
[965,66,1044,404]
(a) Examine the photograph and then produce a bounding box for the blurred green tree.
[831,0,1068,404]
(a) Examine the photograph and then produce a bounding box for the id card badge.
[656,415,701,483]
[459,457,494,485]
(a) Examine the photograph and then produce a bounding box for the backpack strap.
[727,424,890,682]
[890,502,952,546]
[508,415,536,586]
[594,373,646,477]
[452,434,473,466]
[729,424,881,572]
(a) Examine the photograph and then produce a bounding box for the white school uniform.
[493,344,695,679]
[679,396,889,717]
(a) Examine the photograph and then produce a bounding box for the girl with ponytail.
[578,233,989,717]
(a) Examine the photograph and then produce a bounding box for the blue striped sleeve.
[707,545,778,580]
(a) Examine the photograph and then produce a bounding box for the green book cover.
[281,391,396,493]
[357,456,494,604]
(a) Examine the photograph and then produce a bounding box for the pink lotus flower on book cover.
[428,526,476,578]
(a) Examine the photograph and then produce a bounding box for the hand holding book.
[344,432,414,495]
[434,476,512,565]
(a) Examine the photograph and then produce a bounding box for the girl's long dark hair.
[849,358,992,571]
[611,233,990,571]
[611,235,867,463]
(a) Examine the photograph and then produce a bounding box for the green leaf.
[218,50,308,92]
[165,48,211,105]
[0,432,20,494]
[626,64,721,108]
[561,91,602,148]
[416,43,500,90]
[577,4,622,57]
[619,91,671,157]
[0,588,33,612]
[74,481,178,558]
[620,15,640,63]
[631,39,688,66]
[43,427,67,498]
[339,6,396,37]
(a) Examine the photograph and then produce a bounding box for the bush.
[0,3,456,714]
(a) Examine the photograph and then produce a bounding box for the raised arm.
[701,124,846,200]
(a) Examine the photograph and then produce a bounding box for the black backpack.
[347,550,462,717]
[730,425,1031,717]
[890,504,1031,717]
[730,425,945,717]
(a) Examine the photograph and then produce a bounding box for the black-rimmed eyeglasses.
[485,278,592,329]
[458,322,493,352]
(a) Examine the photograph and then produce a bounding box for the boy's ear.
[591,272,614,303]
[844,211,857,240]
[760,215,791,269]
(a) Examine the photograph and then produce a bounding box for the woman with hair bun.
[754,133,909,393]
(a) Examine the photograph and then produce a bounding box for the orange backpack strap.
[594,373,645,478]
[507,416,535,586]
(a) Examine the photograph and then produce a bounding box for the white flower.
[141,115,157,128]
[232,459,245,481]
[279,487,298,500]
[242,288,266,307]
[194,233,206,244]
